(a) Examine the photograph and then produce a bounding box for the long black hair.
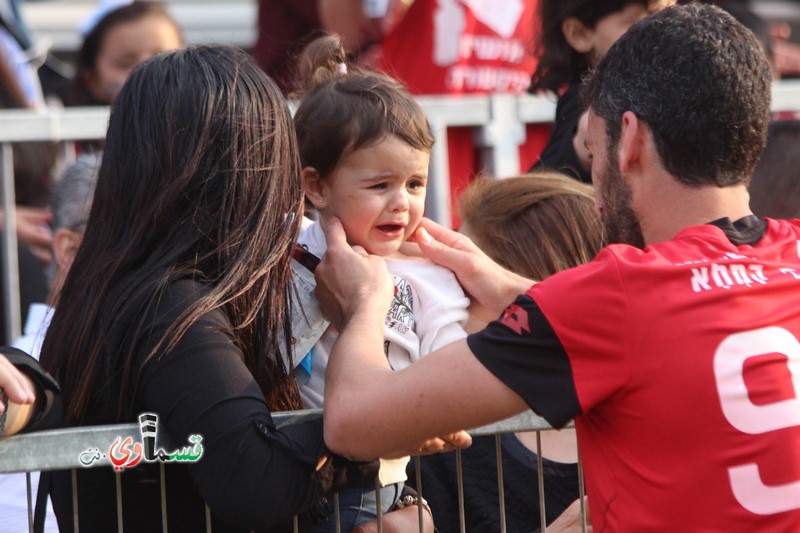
[41,45,304,423]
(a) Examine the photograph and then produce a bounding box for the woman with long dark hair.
[38,45,372,532]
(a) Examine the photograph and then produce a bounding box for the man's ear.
[618,111,643,174]
[302,167,328,210]
[562,17,595,55]
[53,228,83,274]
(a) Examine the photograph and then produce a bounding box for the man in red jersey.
[316,3,800,531]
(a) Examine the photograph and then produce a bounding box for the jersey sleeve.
[468,249,632,427]
[528,250,632,416]
[467,293,580,428]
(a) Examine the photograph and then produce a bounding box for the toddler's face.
[87,15,182,104]
[318,134,429,257]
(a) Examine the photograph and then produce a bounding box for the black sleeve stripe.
[466,294,581,428]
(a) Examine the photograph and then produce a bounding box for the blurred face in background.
[86,14,182,104]
[590,1,676,58]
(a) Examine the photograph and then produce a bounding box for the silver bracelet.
[395,494,432,518]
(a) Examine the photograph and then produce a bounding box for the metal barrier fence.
[0,409,585,533]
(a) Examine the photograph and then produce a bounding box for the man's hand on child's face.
[315,217,394,329]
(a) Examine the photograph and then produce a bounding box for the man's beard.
[600,150,646,248]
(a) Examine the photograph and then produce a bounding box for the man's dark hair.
[583,3,772,187]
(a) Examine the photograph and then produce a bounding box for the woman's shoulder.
[111,274,223,331]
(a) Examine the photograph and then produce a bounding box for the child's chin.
[366,242,403,257]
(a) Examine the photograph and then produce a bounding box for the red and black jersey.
[468,217,800,531]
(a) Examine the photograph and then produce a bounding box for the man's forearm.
[323,304,394,458]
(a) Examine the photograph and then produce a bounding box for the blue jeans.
[306,482,403,532]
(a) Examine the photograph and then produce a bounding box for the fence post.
[425,118,452,226]
[0,142,21,342]
[475,94,525,179]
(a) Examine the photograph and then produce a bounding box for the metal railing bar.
[414,454,424,533]
[26,470,33,533]
[0,81,794,146]
[495,434,506,533]
[516,94,559,124]
[455,449,466,533]
[6,417,588,533]
[115,470,123,532]
[0,107,110,142]
[375,479,383,533]
[71,469,78,533]
[333,492,341,533]
[577,443,587,533]
[1,143,20,342]
[160,462,168,533]
[536,431,546,532]
[771,79,800,112]
[417,95,491,128]
[0,410,574,474]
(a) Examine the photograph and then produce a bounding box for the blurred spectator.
[13,153,100,358]
[0,33,54,348]
[0,33,56,207]
[749,120,800,219]
[251,0,324,95]
[0,25,42,108]
[2,154,100,533]
[529,0,673,184]
[66,0,182,107]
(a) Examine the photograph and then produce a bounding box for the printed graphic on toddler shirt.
[386,277,415,338]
